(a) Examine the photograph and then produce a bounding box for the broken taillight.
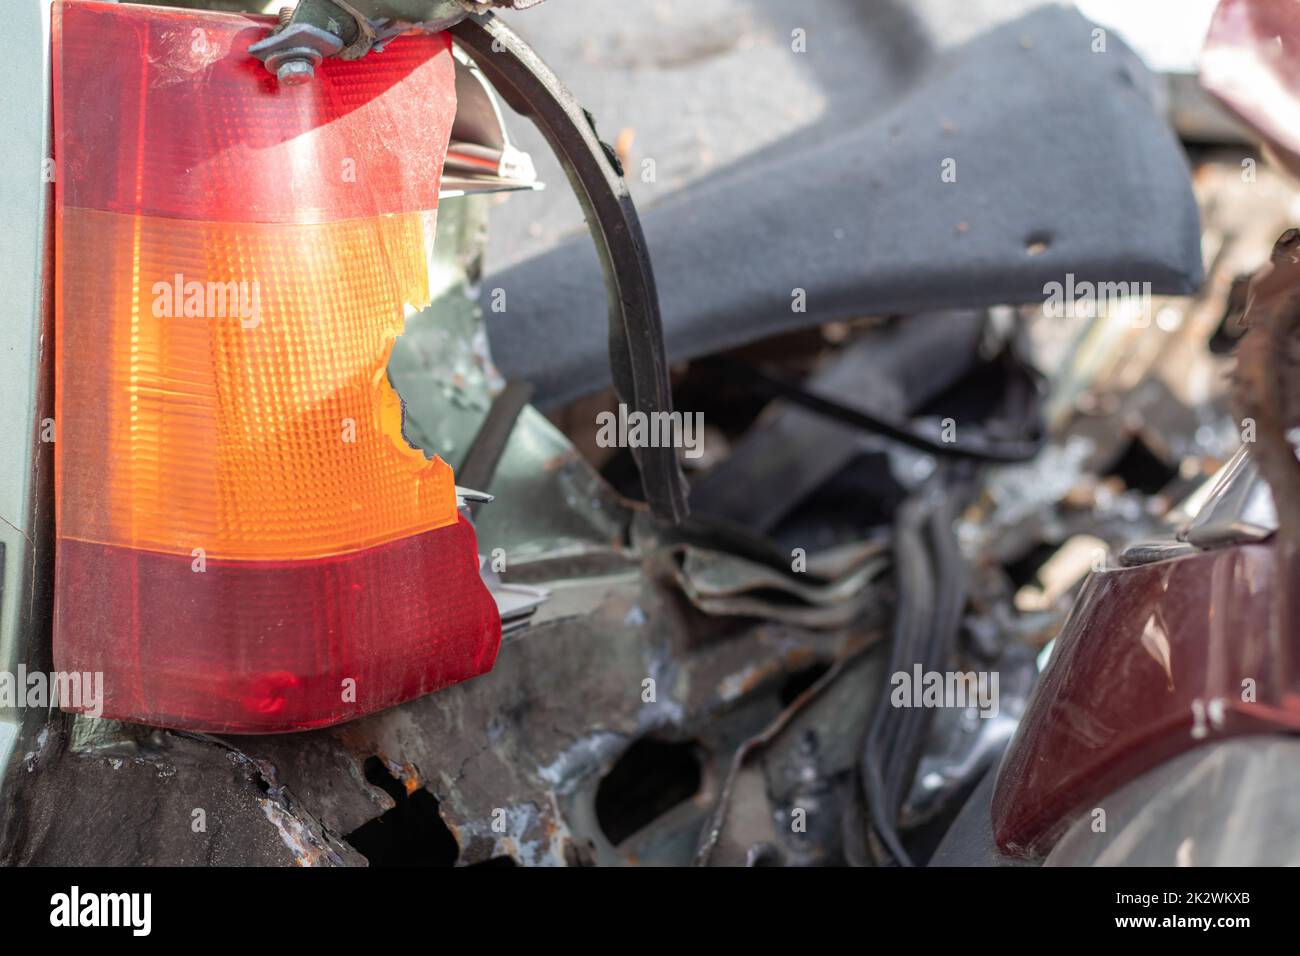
[51,1,501,733]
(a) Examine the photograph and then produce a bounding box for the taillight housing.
[52,0,501,733]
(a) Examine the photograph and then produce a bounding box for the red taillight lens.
[52,0,501,732]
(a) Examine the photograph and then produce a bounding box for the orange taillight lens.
[58,207,457,559]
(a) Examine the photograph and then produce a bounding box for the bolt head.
[276,58,315,86]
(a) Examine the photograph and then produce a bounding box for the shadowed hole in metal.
[595,738,704,846]
[344,756,459,866]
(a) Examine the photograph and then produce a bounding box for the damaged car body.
[0,0,1297,872]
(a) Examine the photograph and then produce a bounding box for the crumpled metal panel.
[4,715,364,867]
[696,647,886,867]
[7,562,873,865]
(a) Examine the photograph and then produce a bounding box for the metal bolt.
[276,58,315,86]
[278,6,294,27]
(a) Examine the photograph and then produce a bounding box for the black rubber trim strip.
[450,12,689,524]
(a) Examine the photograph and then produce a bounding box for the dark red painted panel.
[993,543,1300,857]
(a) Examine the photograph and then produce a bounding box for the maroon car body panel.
[992,543,1300,858]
